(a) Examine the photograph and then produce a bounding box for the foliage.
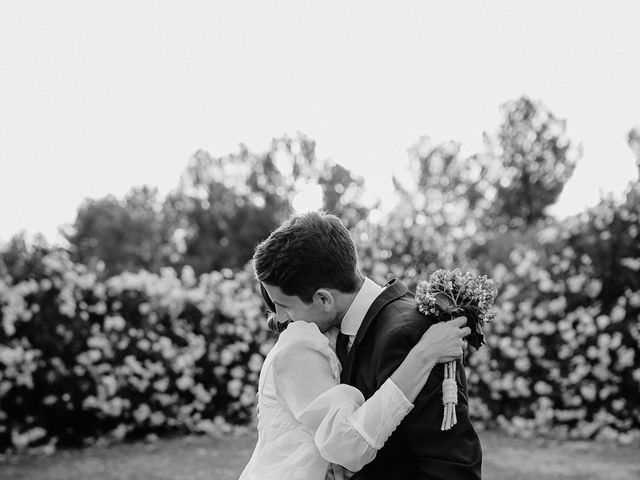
[64,134,370,277]
[165,144,288,274]
[165,133,372,274]
[0,232,54,285]
[467,181,640,443]
[319,162,373,230]
[356,138,494,285]
[487,96,580,229]
[0,251,273,451]
[63,187,171,277]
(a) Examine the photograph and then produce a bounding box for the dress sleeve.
[273,322,413,472]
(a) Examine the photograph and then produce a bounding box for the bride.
[239,285,470,480]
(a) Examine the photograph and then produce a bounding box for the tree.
[64,186,169,276]
[488,96,580,228]
[318,163,373,230]
[164,137,304,274]
[62,133,371,276]
[165,133,371,274]
[357,137,496,284]
[0,232,52,284]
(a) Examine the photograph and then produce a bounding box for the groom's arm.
[374,319,482,480]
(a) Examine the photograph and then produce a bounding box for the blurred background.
[1,1,639,479]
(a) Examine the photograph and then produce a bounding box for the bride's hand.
[325,463,356,480]
[389,316,471,402]
[417,316,470,364]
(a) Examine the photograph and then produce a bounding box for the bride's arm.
[273,317,469,472]
[390,316,469,400]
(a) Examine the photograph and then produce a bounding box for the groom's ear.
[312,289,334,311]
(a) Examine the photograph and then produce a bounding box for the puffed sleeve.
[273,322,413,472]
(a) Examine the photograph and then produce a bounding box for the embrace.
[240,211,482,480]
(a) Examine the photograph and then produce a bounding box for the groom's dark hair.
[253,211,361,303]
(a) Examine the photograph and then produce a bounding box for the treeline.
[5,95,629,282]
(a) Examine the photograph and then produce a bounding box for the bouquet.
[416,269,498,431]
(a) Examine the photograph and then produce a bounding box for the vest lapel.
[340,279,409,384]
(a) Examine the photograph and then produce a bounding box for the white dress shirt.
[340,277,384,351]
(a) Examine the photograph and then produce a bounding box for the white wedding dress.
[239,321,413,480]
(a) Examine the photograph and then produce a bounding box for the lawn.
[1,430,639,480]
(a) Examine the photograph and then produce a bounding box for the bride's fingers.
[460,326,471,337]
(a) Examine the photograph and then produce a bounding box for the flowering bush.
[466,182,640,444]
[0,251,273,452]
[354,181,639,444]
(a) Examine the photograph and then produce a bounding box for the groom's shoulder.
[372,292,434,338]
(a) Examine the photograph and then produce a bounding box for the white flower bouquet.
[416,269,498,430]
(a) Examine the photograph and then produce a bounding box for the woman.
[239,287,470,480]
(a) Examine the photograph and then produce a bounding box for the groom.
[253,211,482,479]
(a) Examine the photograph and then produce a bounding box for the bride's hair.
[253,211,360,304]
[260,283,290,334]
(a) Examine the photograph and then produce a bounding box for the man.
[253,211,482,479]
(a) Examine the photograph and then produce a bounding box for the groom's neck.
[333,275,364,327]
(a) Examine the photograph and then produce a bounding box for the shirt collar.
[340,277,383,336]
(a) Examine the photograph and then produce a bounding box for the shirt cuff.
[348,378,414,450]
[386,378,414,411]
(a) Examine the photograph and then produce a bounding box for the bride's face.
[261,283,337,332]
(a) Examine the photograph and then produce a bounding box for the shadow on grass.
[1,430,639,480]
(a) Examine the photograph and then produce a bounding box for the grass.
[1,430,639,480]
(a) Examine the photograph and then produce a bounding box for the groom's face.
[261,283,336,332]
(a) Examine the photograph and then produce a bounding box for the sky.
[1,1,639,245]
